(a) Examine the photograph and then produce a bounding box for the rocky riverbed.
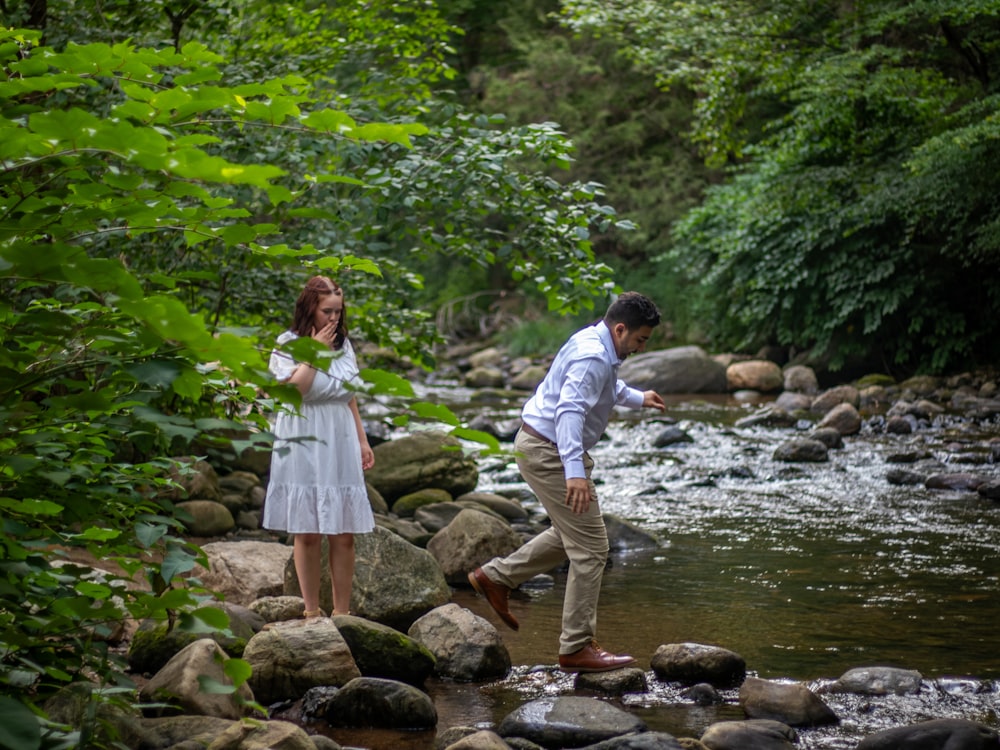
[54,347,1000,750]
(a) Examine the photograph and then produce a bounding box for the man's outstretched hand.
[643,390,666,412]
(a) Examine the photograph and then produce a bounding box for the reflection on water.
[323,391,1000,748]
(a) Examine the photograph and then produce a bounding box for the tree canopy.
[0,1,634,745]
[561,0,1000,373]
[3,0,1000,742]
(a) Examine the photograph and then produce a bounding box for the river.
[317,388,1000,749]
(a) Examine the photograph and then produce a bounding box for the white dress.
[262,332,375,535]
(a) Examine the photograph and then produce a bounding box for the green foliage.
[563,0,1000,374]
[504,314,589,358]
[0,2,636,744]
[449,0,718,336]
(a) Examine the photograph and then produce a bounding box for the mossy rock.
[331,615,435,686]
[367,431,479,502]
[390,487,453,518]
[127,604,255,675]
[854,373,896,388]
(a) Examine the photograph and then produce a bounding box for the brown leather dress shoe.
[558,640,637,673]
[468,567,519,631]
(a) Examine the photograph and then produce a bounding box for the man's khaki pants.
[481,429,608,655]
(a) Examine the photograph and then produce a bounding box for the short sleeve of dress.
[342,338,358,371]
[269,331,299,382]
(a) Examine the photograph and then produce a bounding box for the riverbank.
[67,350,1000,750]
[168,369,999,749]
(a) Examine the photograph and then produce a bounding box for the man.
[468,291,666,672]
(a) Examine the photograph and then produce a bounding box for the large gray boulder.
[139,639,254,720]
[825,666,923,696]
[282,526,451,630]
[619,346,728,394]
[407,603,510,681]
[242,617,360,705]
[367,430,479,502]
[323,677,437,730]
[356,525,452,629]
[650,642,746,688]
[192,540,289,606]
[426,508,523,585]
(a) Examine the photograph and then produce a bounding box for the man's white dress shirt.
[520,320,644,480]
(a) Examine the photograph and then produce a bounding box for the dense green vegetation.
[493,0,1000,374]
[431,0,1000,373]
[1,0,998,745]
[446,0,720,343]
[0,1,627,745]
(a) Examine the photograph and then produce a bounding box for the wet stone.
[978,480,1000,500]
[826,666,923,696]
[886,468,926,486]
[574,666,648,696]
[857,718,1000,750]
[498,696,647,748]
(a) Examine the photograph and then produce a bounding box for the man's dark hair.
[604,291,661,330]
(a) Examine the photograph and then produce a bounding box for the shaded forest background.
[6,0,998,375]
[1,1,998,747]
[450,0,1000,378]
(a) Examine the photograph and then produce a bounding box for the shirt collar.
[596,320,622,365]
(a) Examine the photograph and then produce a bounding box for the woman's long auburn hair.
[290,275,348,350]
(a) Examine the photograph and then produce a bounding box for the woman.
[263,275,375,618]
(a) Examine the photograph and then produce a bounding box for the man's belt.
[520,422,557,447]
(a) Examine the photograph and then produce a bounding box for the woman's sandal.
[262,608,326,631]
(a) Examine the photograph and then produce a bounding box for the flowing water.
[314,389,1000,749]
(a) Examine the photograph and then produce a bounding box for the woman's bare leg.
[327,533,356,615]
[293,533,323,614]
